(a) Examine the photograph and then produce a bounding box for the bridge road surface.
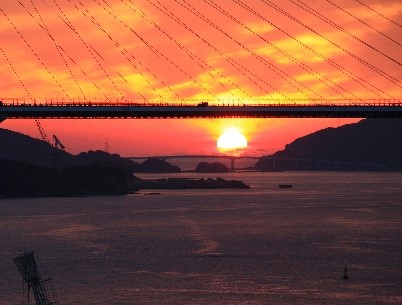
[1,104,401,119]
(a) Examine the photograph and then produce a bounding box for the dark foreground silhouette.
[256,119,402,171]
[0,159,135,197]
[0,159,249,197]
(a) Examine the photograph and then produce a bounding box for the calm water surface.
[0,172,401,304]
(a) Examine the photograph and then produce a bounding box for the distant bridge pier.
[230,157,235,172]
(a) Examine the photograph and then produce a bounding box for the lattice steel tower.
[14,251,59,305]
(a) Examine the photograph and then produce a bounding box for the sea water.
[0,172,401,305]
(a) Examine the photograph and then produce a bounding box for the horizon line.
[126,154,262,159]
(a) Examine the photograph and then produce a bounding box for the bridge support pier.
[230,157,235,172]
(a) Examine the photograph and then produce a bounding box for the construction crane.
[53,135,65,150]
[35,119,50,144]
[13,251,60,305]
[35,120,65,150]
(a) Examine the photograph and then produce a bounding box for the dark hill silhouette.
[0,128,182,173]
[75,150,138,171]
[0,128,74,167]
[0,128,141,169]
[255,119,402,171]
[0,129,141,196]
[195,162,230,173]
[0,159,137,197]
[135,158,181,173]
[0,129,254,197]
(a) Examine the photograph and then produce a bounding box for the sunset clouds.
[1,0,401,155]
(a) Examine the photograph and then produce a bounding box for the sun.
[217,128,248,154]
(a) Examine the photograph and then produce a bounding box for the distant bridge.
[129,154,258,171]
[0,100,401,119]
[129,155,386,171]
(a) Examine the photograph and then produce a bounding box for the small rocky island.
[133,177,249,190]
[195,162,230,173]
[133,157,181,173]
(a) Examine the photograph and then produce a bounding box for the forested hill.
[0,128,74,166]
[256,119,402,171]
[0,128,179,172]
[0,128,134,169]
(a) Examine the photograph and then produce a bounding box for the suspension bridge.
[0,1,401,120]
[0,99,401,119]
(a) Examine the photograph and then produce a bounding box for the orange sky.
[1,0,401,156]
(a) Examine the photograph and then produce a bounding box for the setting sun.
[217,128,248,153]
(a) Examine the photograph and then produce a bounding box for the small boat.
[343,265,349,280]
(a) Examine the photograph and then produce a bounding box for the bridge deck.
[1,103,401,119]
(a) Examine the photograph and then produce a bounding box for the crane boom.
[34,120,66,150]
[53,135,65,150]
[35,119,50,144]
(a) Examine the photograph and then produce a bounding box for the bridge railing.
[1,98,401,107]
